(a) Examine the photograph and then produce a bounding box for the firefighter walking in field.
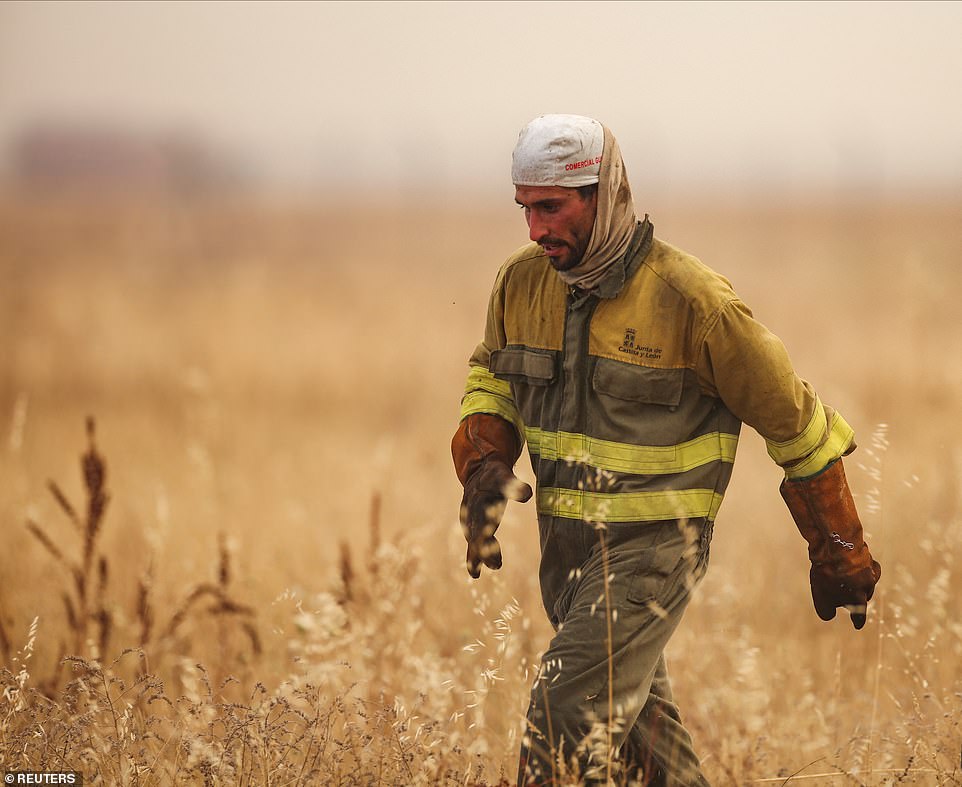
[451,115,881,786]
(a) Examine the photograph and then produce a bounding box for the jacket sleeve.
[459,266,526,443]
[696,298,855,480]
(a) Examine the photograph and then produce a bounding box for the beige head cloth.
[512,115,638,290]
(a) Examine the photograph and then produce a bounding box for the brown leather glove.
[452,414,532,579]
[780,458,881,629]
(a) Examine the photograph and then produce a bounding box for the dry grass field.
[0,192,960,785]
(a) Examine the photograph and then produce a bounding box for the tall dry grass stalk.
[25,417,111,676]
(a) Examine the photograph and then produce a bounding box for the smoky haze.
[1,0,961,198]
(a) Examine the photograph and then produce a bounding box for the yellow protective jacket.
[460,219,854,610]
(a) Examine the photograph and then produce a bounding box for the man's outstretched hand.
[459,460,532,579]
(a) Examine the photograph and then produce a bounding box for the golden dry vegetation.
[0,192,960,785]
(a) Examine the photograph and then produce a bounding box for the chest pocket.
[490,348,557,428]
[590,359,690,445]
[592,358,684,408]
[490,348,556,386]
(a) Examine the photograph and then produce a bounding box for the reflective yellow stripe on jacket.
[526,427,737,476]
[537,486,725,523]
[459,365,526,441]
[764,395,855,479]
[785,412,854,479]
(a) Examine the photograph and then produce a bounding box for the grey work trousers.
[518,518,712,786]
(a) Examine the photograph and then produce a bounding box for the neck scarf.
[555,126,638,291]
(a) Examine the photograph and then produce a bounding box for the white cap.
[511,114,604,187]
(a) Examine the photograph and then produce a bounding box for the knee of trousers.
[527,679,601,743]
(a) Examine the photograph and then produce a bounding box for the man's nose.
[527,212,548,243]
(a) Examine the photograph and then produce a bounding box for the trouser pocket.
[551,574,580,628]
[626,519,712,608]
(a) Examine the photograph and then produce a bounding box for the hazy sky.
[1,0,961,196]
